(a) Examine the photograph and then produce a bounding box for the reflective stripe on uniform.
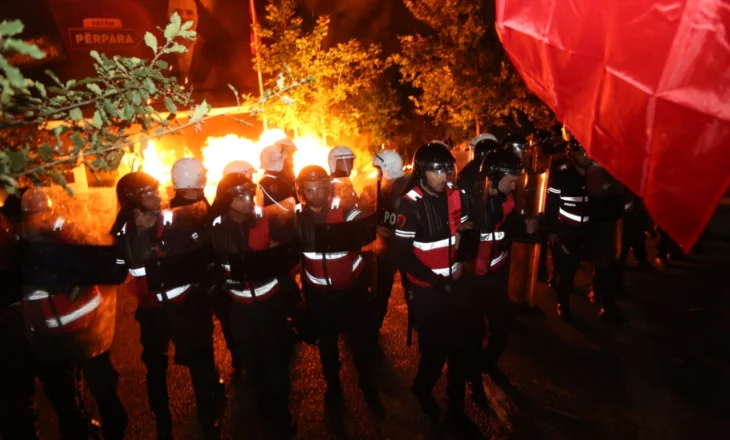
[413,235,456,251]
[162,210,173,226]
[395,229,415,238]
[331,197,341,210]
[490,251,509,267]
[155,285,191,302]
[405,190,421,200]
[479,231,505,241]
[255,206,263,218]
[302,251,349,260]
[305,254,363,286]
[53,218,65,231]
[560,196,588,202]
[346,209,361,221]
[460,215,468,223]
[432,262,461,276]
[26,290,50,301]
[548,187,561,194]
[129,267,146,277]
[559,208,588,222]
[45,293,101,328]
[213,216,222,226]
[228,278,279,298]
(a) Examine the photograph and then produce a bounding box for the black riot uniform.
[113,173,223,439]
[394,142,473,426]
[295,165,380,413]
[259,169,298,207]
[456,135,500,193]
[170,189,242,376]
[465,149,535,397]
[206,173,297,436]
[619,188,652,269]
[545,141,624,322]
[20,189,128,440]
[0,213,39,440]
[373,172,409,330]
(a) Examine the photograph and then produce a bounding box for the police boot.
[556,303,573,322]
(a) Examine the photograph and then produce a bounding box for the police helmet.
[216,172,257,201]
[500,134,529,156]
[565,139,585,156]
[469,133,500,159]
[480,149,524,185]
[530,129,553,147]
[412,141,455,178]
[116,172,159,209]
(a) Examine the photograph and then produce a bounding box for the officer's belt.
[301,213,378,253]
[143,247,210,291]
[20,241,128,287]
[227,241,300,282]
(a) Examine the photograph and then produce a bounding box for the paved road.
[30,234,730,440]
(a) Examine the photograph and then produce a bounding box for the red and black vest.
[397,186,465,286]
[118,210,195,308]
[24,218,102,333]
[297,197,364,290]
[213,208,282,304]
[475,194,514,275]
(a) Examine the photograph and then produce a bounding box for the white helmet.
[171,158,207,189]
[223,160,255,179]
[328,146,356,175]
[274,138,297,153]
[373,150,404,180]
[259,144,287,172]
[469,133,498,147]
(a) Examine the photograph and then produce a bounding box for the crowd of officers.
[0,129,655,439]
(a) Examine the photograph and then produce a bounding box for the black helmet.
[296,165,331,207]
[412,141,455,178]
[216,172,257,202]
[474,139,500,158]
[530,129,552,147]
[296,165,330,184]
[500,134,529,156]
[565,139,585,156]
[116,172,158,208]
[480,149,524,184]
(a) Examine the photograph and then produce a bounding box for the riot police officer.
[21,188,127,440]
[207,173,297,437]
[466,149,538,397]
[0,212,38,440]
[457,133,499,193]
[394,142,473,427]
[259,141,298,207]
[546,141,624,322]
[295,165,380,413]
[113,172,223,439]
[500,134,530,160]
[222,160,255,179]
[372,150,409,331]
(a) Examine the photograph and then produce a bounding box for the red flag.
[496,0,730,252]
[250,0,261,56]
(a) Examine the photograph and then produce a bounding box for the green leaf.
[189,100,210,124]
[163,97,177,114]
[143,78,156,94]
[180,20,194,31]
[121,104,134,121]
[129,57,142,65]
[165,12,181,40]
[69,132,85,152]
[128,90,142,106]
[35,81,47,98]
[89,50,102,63]
[280,95,295,105]
[0,58,24,88]
[45,69,63,86]
[4,39,45,59]
[65,79,76,88]
[87,83,102,95]
[69,107,83,121]
[92,110,103,128]
[155,60,169,70]
[104,100,120,117]
[276,72,285,90]
[0,20,24,36]
[144,32,158,53]
[8,151,26,172]
[39,144,54,161]
[165,43,186,54]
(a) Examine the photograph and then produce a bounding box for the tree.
[0,14,304,194]
[391,0,553,140]
[254,0,399,146]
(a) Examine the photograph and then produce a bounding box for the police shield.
[228,240,300,282]
[508,168,549,307]
[143,247,211,291]
[586,164,624,268]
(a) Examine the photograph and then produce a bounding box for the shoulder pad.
[560,164,568,171]
[403,189,422,201]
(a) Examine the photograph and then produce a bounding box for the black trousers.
[374,250,408,330]
[213,291,243,372]
[227,279,295,426]
[554,247,616,309]
[135,290,221,428]
[410,284,470,412]
[0,305,38,440]
[620,215,648,262]
[465,270,510,383]
[304,280,376,384]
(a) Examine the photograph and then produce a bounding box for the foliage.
[0,14,306,194]
[391,0,553,139]
[254,0,398,147]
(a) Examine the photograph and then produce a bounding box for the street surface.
[30,234,730,440]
